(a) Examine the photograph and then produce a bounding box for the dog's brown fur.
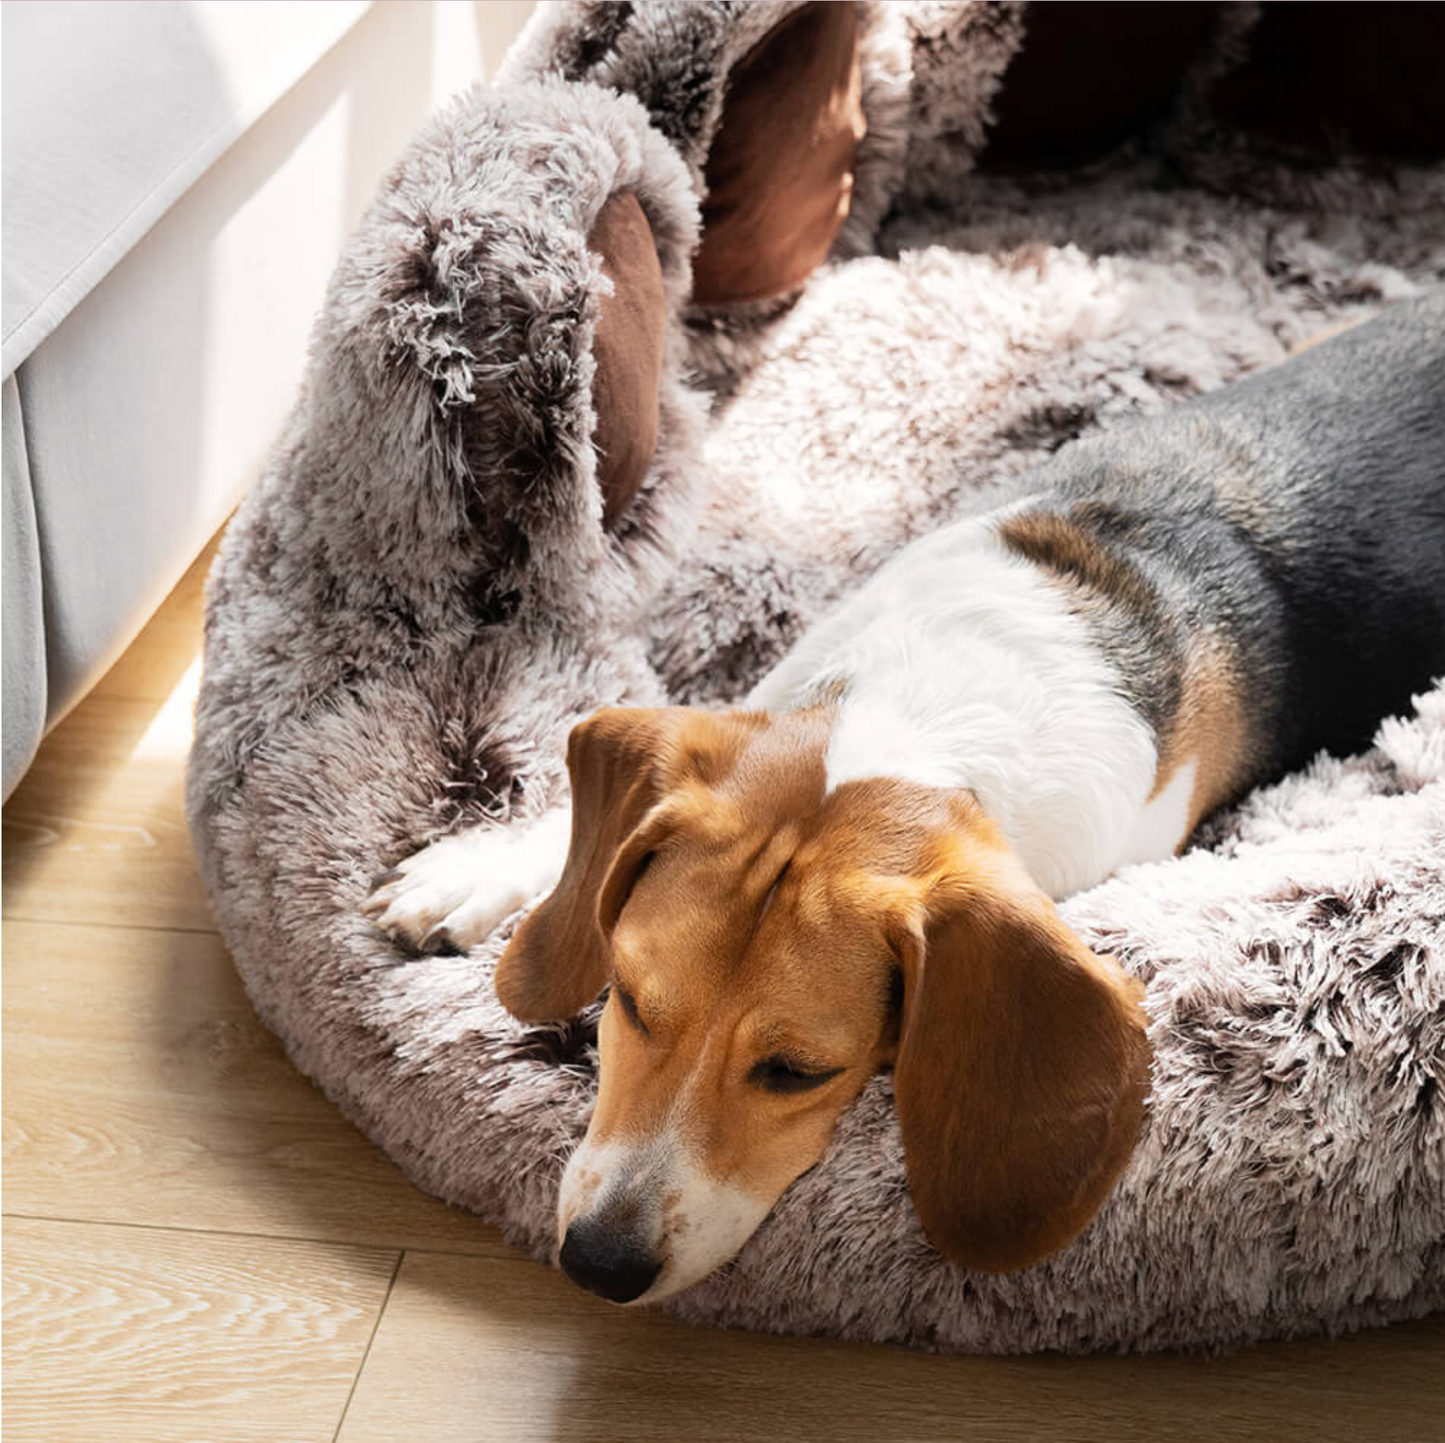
[499,708,1152,1273]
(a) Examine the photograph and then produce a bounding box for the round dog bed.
[188,2,1445,1352]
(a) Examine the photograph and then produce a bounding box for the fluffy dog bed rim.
[188,1,1445,1354]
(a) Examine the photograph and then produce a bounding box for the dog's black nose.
[559,1216,662,1303]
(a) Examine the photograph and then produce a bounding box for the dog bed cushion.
[188,1,1445,1352]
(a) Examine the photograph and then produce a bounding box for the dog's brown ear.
[890,841,1151,1273]
[692,1,865,305]
[494,707,710,1022]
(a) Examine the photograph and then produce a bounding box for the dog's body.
[366,294,1445,1304]
[756,294,1445,896]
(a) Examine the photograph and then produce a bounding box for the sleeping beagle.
[365,293,1445,1304]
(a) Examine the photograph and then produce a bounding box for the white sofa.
[2,0,535,797]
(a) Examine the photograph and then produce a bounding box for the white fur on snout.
[558,1132,775,1305]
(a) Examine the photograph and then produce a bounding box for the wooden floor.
[3,537,1441,1442]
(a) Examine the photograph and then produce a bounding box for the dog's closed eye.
[749,1056,845,1094]
[614,983,649,1036]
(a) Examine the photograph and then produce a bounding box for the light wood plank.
[90,532,221,705]
[3,535,217,932]
[1,919,521,1259]
[337,1252,1445,1443]
[2,1217,396,1443]
[1,696,216,930]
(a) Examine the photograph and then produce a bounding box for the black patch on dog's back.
[995,294,1445,787]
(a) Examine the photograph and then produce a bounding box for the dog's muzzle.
[558,1214,662,1303]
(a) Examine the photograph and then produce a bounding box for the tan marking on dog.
[996,508,1169,644]
[1149,636,1251,839]
[996,507,1253,842]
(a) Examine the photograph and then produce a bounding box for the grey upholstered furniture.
[1,0,533,796]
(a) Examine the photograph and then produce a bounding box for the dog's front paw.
[362,812,568,955]
[362,830,502,953]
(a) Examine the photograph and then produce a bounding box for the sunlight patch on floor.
[128,656,204,764]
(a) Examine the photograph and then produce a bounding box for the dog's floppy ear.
[494,708,698,1022]
[889,839,1151,1273]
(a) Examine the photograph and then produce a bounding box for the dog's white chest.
[1121,760,1196,870]
[750,518,1179,897]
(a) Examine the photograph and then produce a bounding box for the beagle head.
[495,708,1151,1304]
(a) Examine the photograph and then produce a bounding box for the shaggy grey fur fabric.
[189,3,1445,1352]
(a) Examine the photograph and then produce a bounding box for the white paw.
[362,809,569,954]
